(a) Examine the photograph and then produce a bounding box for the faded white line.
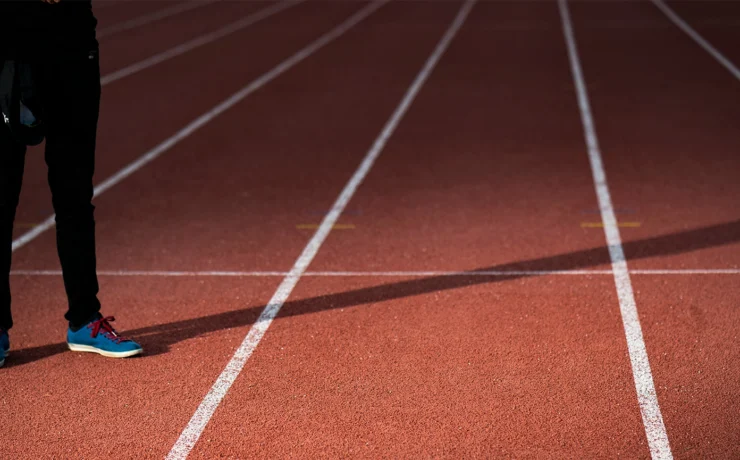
[10,0,347,254]
[166,1,476,457]
[10,269,740,277]
[100,0,301,85]
[97,0,221,40]
[652,0,740,81]
[558,1,673,459]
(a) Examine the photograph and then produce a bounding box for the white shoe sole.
[67,343,143,358]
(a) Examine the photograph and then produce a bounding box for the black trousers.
[0,47,102,331]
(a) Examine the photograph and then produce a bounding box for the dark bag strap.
[0,60,17,126]
[0,59,45,146]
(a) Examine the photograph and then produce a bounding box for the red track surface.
[3,0,739,458]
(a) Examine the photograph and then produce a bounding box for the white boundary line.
[651,0,740,81]
[97,0,221,40]
[10,268,740,277]
[9,0,332,254]
[10,270,288,277]
[165,1,476,457]
[558,1,673,459]
[631,269,740,275]
[99,0,301,85]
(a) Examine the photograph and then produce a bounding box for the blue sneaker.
[0,347,4,368]
[67,315,143,358]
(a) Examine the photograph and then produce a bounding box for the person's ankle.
[69,312,103,332]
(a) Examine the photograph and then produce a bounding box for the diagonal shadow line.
[7,218,739,367]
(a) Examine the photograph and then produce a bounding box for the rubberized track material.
[3,0,739,458]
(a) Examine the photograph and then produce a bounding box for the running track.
[3,0,739,458]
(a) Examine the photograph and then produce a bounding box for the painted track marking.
[581,221,642,228]
[10,269,740,277]
[97,0,221,40]
[165,0,477,457]
[651,0,740,81]
[9,0,349,253]
[99,0,302,85]
[296,223,356,229]
[558,1,673,459]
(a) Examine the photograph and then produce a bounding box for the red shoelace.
[88,316,131,344]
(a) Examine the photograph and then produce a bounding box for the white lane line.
[166,1,476,457]
[99,0,301,85]
[10,270,288,277]
[631,269,740,275]
[305,269,613,276]
[651,0,740,81]
[10,268,740,277]
[10,0,367,254]
[97,0,221,40]
[558,1,673,459]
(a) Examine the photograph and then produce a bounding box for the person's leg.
[35,47,102,329]
[0,118,27,333]
[36,44,142,358]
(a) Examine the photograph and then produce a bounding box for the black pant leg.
[0,119,27,331]
[36,47,102,327]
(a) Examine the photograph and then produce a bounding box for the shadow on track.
[7,218,739,367]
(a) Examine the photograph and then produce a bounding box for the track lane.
[633,275,740,459]
[93,0,183,25]
[570,0,740,457]
[2,1,471,457]
[187,2,653,457]
[660,0,740,67]
[11,0,357,244]
[1,276,281,458]
[96,0,270,73]
[96,0,222,40]
[192,274,647,458]
[305,2,613,273]
[569,0,740,271]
